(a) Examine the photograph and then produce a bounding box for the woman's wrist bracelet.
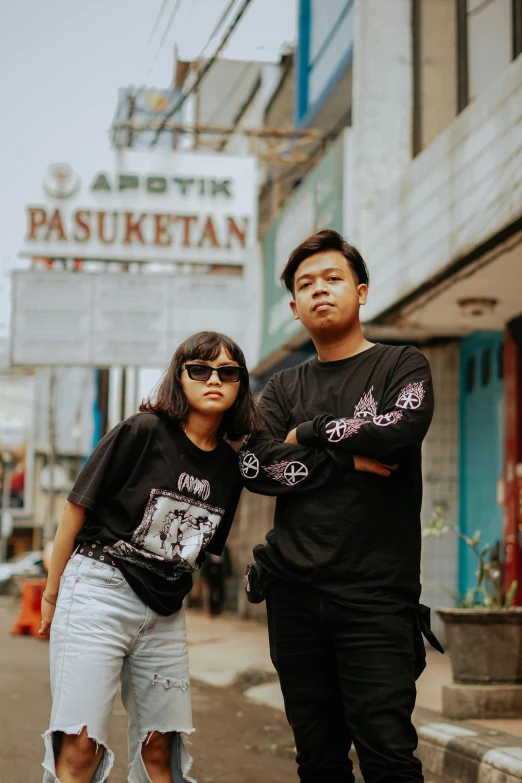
[43,592,57,606]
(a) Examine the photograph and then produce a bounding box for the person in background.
[201,543,232,616]
[39,331,261,783]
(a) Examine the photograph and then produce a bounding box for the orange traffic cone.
[11,578,47,637]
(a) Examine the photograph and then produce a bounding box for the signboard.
[11,271,245,367]
[0,374,34,517]
[260,130,346,362]
[112,87,183,149]
[20,150,258,266]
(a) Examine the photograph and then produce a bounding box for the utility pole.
[120,367,127,422]
[0,452,13,562]
[194,81,201,150]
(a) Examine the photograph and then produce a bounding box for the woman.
[39,331,262,783]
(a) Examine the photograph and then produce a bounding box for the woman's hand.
[353,455,397,477]
[39,594,57,639]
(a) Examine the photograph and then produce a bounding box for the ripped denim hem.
[42,724,114,783]
[129,728,196,783]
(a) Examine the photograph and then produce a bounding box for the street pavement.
[0,596,452,782]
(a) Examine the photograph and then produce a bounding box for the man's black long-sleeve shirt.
[239,343,434,611]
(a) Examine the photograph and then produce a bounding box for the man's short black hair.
[281,228,370,296]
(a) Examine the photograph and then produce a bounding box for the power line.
[135,0,172,80]
[148,0,185,75]
[204,0,239,56]
[147,0,171,48]
[151,0,254,145]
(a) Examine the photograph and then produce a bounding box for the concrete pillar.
[347,0,413,250]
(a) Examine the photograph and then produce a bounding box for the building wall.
[224,63,281,158]
[362,54,522,322]
[420,342,460,642]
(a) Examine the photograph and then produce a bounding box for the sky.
[0,0,297,338]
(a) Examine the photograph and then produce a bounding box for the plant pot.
[437,608,522,684]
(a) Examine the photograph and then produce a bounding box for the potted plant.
[423,507,522,684]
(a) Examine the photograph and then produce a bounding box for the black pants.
[266,581,423,783]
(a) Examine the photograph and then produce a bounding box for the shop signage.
[10,270,246,368]
[21,150,258,266]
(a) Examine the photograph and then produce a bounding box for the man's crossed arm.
[289,347,433,462]
[236,349,434,496]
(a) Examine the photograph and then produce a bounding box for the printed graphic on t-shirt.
[354,387,378,419]
[178,472,211,501]
[106,489,225,580]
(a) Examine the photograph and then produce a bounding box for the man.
[239,229,434,783]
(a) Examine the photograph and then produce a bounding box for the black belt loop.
[77,541,118,568]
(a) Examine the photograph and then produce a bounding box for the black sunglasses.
[182,363,244,383]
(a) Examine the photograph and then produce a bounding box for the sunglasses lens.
[219,367,241,382]
[188,365,211,381]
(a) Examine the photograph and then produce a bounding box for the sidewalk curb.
[414,707,522,783]
[242,678,522,783]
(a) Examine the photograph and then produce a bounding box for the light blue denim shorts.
[42,553,195,783]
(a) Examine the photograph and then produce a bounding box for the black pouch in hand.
[244,562,266,604]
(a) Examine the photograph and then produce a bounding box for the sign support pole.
[120,366,127,422]
[0,457,12,563]
[43,367,57,546]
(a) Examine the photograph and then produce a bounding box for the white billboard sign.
[20,150,258,266]
[11,271,245,367]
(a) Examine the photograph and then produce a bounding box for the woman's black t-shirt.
[68,412,242,615]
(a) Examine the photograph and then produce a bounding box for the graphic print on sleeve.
[239,450,260,479]
[324,380,427,441]
[325,417,371,443]
[263,460,309,486]
[373,411,403,427]
[396,382,425,410]
[106,488,225,580]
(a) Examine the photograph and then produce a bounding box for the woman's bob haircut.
[140,331,263,441]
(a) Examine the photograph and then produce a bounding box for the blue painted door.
[459,331,504,600]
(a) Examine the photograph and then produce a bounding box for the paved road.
[0,597,449,782]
